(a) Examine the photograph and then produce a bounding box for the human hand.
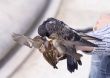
[89,14,110,55]
[94,14,110,31]
[76,14,110,54]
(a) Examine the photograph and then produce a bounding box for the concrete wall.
[0,0,48,60]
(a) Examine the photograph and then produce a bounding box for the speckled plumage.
[38,18,100,47]
[32,36,62,69]
[12,34,61,69]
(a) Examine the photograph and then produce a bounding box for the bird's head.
[38,18,57,37]
[32,36,45,48]
[38,24,50,37]
[38,17,65,37]
[12,33,33,48]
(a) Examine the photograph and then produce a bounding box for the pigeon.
[38,18,102,73]
[12,33,61,69]
[38,18,101,47]
[32,36,61,69]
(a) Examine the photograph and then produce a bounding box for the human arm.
[76,14,110,55]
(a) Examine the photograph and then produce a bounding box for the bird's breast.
[52,40,64,54]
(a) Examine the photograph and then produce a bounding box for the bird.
[49,32,83,72]
[12,33,61,69]
[32,36,61,69]
[38,18,102,72]
[38,18,101,47]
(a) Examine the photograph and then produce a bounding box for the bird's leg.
[57,54,67,61]
[58,54,67,61]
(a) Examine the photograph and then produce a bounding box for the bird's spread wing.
[12,33,33,48]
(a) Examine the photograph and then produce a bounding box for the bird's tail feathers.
[67,55,77,73]
[74,53,82,61]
